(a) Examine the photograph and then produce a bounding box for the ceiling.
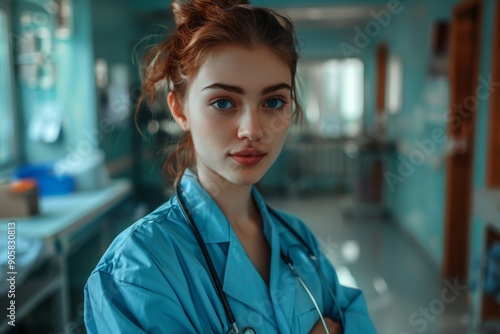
[128,0,392,10]
[128,0,387,29]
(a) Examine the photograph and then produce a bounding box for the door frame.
[443,0,483,279]
[376,43,388,115]
[487,0,500,187]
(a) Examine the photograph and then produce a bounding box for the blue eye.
[212,99,234,110]
[265,98,285,109]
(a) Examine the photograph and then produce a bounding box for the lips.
[230,149,267,166]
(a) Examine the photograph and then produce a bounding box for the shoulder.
[89,196,194,285]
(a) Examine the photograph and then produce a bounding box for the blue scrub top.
[84,170,377,333]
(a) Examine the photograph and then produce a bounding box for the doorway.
[443,0,483,279]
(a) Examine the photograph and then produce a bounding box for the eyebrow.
[201,83,292,95]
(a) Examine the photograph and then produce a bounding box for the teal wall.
[12,0,96,164]
[366,0,496,275]
[370,0,462,266]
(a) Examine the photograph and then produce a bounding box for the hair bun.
[171,0,250,26]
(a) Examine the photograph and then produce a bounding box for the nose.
[237,107,264,141]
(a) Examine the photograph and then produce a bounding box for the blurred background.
[0,0,499,333]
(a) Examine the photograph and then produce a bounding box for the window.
[0,7,17,167]
[297,58,364,137]
[386,55,403,114]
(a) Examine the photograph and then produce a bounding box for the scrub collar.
[177,169,276,245]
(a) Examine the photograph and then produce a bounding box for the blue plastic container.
[14,163,75,196]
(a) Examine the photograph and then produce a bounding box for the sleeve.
[328,281,377,333]
[84,270,197,334]
[281,212,378,334]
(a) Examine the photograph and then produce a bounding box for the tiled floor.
[265,193,495,334]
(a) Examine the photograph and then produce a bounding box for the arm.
[84,270,197,334]
[333,284,377,333]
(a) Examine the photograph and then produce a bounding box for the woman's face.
[173,45,292,189]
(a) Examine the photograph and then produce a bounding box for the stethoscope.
[176,186,345,334]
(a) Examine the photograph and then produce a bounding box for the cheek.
[262,113,291,145]
[190,117,231,152]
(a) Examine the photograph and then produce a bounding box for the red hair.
[136,0,302,185]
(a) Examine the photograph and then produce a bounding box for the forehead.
[191,45,292,91]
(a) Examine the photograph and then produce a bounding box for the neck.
[196,167,260,229]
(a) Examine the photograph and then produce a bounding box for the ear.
[167,91,189,131]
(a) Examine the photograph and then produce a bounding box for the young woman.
[84,1,377,333]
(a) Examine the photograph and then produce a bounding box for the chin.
[224,167,267,186]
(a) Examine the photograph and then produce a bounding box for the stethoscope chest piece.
[227,326,256,334]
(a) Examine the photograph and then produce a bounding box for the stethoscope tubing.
[288,262,330,333]
[317,267,346,326]
[176,188,239,329]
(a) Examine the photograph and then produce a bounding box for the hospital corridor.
[1,0,500,333]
